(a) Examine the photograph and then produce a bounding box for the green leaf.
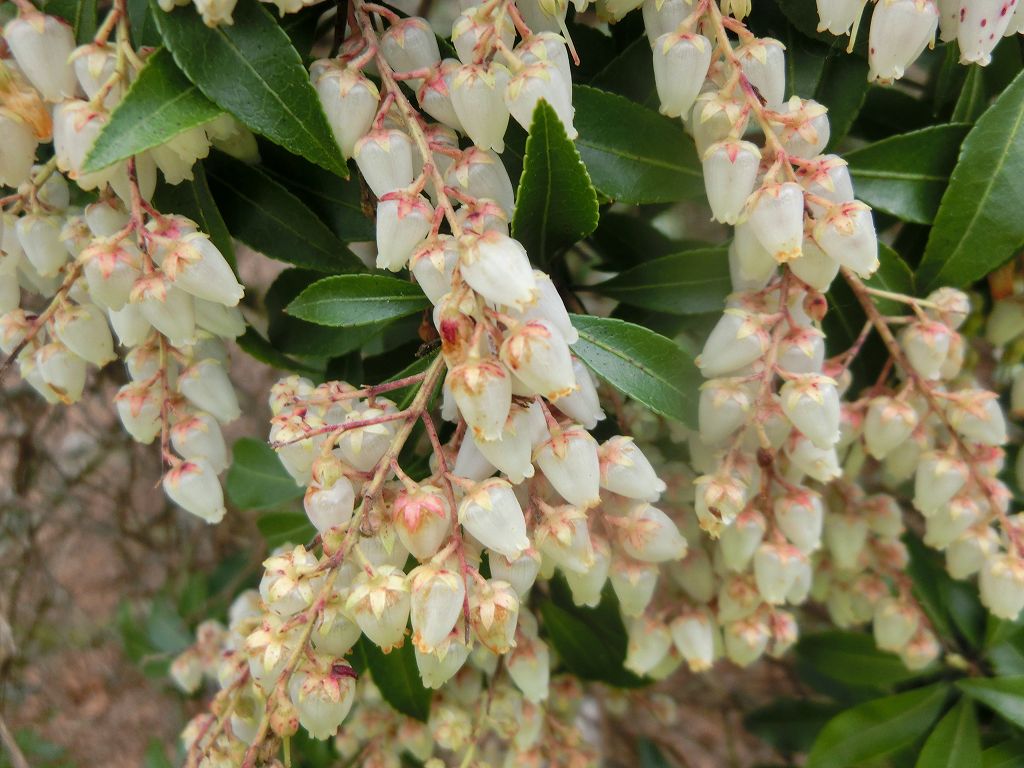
[845,124,971,225]
[256,511,316,549]
[351,637,431,722]
[588,212,701,270]
[806,684,951,768]
[588,36,658,108]
[287,275,429,328]
[151,0,346,176]
[572,85,704,204]
[797,631,924,690]
[143,740,175,768]
[538,577,646,688]
[204,152,363,273]
[958,676,1024,729]
[984,739,1024,768]
[814,49,869,148]
[953,66,989,123]
[570,314,700,426]
[916,697,981,768]
[236,326,322,376]
[146,595,192,654]
[636,739,672,768]
[226,437,303,510]
[745,699,842,755]
[917,70,1024,291]
[151,163,235,270]
[83,48,223,174]
[511,100,599,264]
[589,248,730,315]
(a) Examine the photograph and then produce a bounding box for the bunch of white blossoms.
[640,0,1024,672]
[175,587,601,767]
[0,8,255,523]
[815,0,1024,80]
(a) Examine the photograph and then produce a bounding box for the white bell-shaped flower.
[506,62,576,138]
[980,554,1024,620]
[36,343,86,404]
[753,542,806,604]
[729,221,778,291]
[287,660,356,741]
[0,111,37,188]
[736,37,787,109]
[163,459,226,523]
[381,16,441,86]
[333,402,398,471]
[813,202,879,278]
[816,0,868,34]
[82,239,141,310]
[610,558,659,617]
[448,355,513,441]
[346,565,412,652]
[517,32,573,102]
[624,616,672,675]
[868,0,939,83]
[958,0,1014,65]
[458,478,530,558]
[773,97,831,157]
[564,536,610,607]
[16,214,67,278]
[353,128,415,198]
[416,636,471,689]
[946,390,1007,446]
[446,147,516,217]
[900,320,951,380]
[507,631,550,703]
[643,0,692,42]
[535,426,601,509]
[652,31,712,118]
[614,503,688,563]
[598,435,666,501]
[698,378,753,446]
[785,432,842,483]
[534,501,594,574]
[468,578,519,653]
[780,374,841,450]
[670,608,717,672]
[555,358,605,429]
[52,302,115,366]
[789,237,840,291]
[161,232,243,307]
[863,396,918,459]
[824,512,869,571]
[178,358,241,424]
[410,235,458,304]
[131,275,196,347]
[474,404,539,484]
[697,309,771,377]
[452,433,497,480]
[171,411,229,473]
[108,303,152,347]
[451,63,511,153]
[393,484,453,561]
[873,597,920,652]
[4,14,77,101]
[410,562,466,653]
[702,140,761,225]
[774,487,824,553]
[924,494,981,549]
[315,64,379,158]
[418,59,464,132]
[913,451,969,514]
[303,477,355,533]
[376,191,433,272]
[500,319,576,400]
[489,548,541,597]
[458,230,537,310]
[744,182,806,262]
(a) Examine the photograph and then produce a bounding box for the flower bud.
[863,395,918,460]
[448,355,513,441]
[469,578,519,653]
[446,146,516,217]
[813,202,878,278]
[375,191,433,272]
[980,553,1024,620]
[697,309,771,377]
[316,65,379,158]
[346,565,412,652]
[178,359,241,424]
[535,426,601,509]
[394,484,453,561]
[723,615,771,667]
[334,403,398,471]
[737,37,786,109]
[816,0,868,34]
[613,502,688,563]
[652,32,712,118]
[418,59,464,132]
[353,128,415,198]
[163,459,227,523]
[744,182,805,262]
[304,477,355,534]
[458,230,537,310]
[868,0,939,83]
[52,302,115,366]
[458,477,530,558]
[703,140,761,225]
[4,14,77,102]
[780,375,840,451]
[625,616,672,675]
[171,411,229,473]
[160,233,243,307]
[451,63,511,153]
[506,61,576,139]
[82,239,141,310]
[500,319,576,401]
[381,16,441,85]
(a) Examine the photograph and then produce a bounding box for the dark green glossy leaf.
[256,512,315,549]
[983,739,1024,768]
[152,0,346,176]
[84,48,223,173]
[350,637,431,722]
[539,577,646,688]
[226,437,303,510]
[917,70,1024,291]
[588,36,658,108]
[127,0,161,47]
[590,248,730,314]
[512,100,599,264]
[954,66,989,123]
[152,163,235,270]
[588,212,701,271]
[287,275,429,328]
[572,85,704,204]
[806,684,950,768]
[958,676,1024,729]
[570,314,700,426]
[236,326,322,376]
[205,152,363,273]
[745,699,842,755]
[845,124,971,225]
[797,631,924,690]
[916,697,981,768]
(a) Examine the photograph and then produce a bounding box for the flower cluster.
[0,3,253,522]
[816,0,1024,80]
[641,0,1024,672]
